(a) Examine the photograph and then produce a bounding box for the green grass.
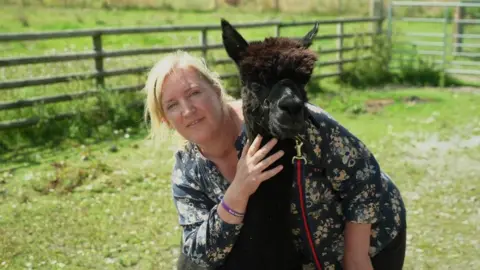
[1,0,372,16]
[1,87,480,269]
[0,4,378,147]
[0,4,478,146]
[1,4,477,125]
[0,4,479,269]
[0,5,370,112]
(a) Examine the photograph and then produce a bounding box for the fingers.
[241,139,250,158]
[247,134,263,157]
[249,137,278,165]
[236,135,284,197]
[255,165,283,183]
[253,149,284,172]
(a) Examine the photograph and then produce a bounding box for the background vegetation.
[1,87,479,270]
[1,1,479,269]
[1,2,479,148]
[2,0,480,18]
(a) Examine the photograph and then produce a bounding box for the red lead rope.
[296,159,323,270]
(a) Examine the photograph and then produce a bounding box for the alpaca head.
[221,19,319,141]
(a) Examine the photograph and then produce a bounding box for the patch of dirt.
[402,95,432,106]
[449,86,480,94]
[412,134,480,155]
[398,131,480,203]
[365,98,395,106]
[364,96,433,113]
[401,132,480,179]
[365,98,395,113]
[225,0,241,6]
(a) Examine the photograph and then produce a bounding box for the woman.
[144,51,407,270]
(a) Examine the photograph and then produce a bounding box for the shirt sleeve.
[171,151,243,267]
[310,107,385,224]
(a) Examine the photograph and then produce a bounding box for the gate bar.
[393,1,480,7]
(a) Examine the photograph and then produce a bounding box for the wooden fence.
[0,9,384,131]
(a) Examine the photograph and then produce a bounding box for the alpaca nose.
[278,97,302,115]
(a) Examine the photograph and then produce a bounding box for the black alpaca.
[217,19,320,270]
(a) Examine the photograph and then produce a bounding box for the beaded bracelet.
[221,198,245,218]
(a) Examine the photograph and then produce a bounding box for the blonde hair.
[144,50,234,141]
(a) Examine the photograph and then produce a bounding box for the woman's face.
[161,66,225,145]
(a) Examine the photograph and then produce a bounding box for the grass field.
[0,4,379,149]
[1,4,478,128]
[0,2,479,269]
[0,0,372,16]
[0,5,370,130]
[1,86,480,269]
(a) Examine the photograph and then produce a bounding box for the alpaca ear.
[221,18,249,64]
[301,22,319,48]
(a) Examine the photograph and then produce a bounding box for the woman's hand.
[232,134,285,198]
[218,134,284,224]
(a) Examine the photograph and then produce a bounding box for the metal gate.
[386,1,480,79]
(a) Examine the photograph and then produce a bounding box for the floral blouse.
[171,102,407,269]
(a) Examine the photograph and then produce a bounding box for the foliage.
[0,3,479,269]
[466,6,480,19]
[337,34,395,89]
[337,33,468,89]
[394,53,463,87]
[1,4,479,150]
[0,89,146,152]
[2,0,371,15]
[0,5,376,150]
[1,88,480,269]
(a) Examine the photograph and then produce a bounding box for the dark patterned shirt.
[171,103,407,269]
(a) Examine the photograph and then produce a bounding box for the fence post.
[453,5,465,54]
[337,22,344,75]
[370,0,384,35]
[442,6,450,87]
[385,0,394,71]
[273,0,280,11]
[92,32,104,88]
[200,28,208,63]
[386,0,393,43]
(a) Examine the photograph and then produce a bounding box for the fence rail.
[0,17,382,42]
[0,9,385,131]
[387,0,480,77]
[392,1,480,8]
[0,21,283,41]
